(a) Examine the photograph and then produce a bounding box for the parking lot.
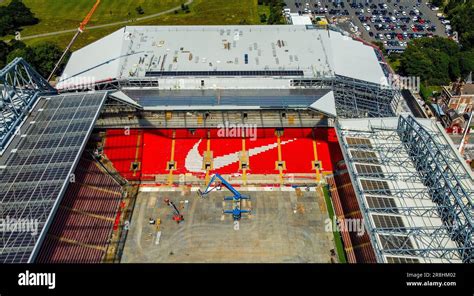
[284,0,451,52]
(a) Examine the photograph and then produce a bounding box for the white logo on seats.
[184,138,296,172]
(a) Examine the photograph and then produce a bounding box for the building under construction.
[0,25,471,264]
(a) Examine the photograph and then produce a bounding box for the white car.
[367,8,371,13]
[402,11,407,16]
[365,25,371,31]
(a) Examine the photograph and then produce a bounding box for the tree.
[0,40,9,68]
[259,13,267,23]
[0,0,38,36]
[7,42,66,78]
[0,15,15,36]
[135,6,144,15]
[431,0,443,8]
[447,0,474,49]
[458,49,474,77]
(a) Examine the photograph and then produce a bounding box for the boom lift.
[164,198,184,223]
[198,174,251,221]
[47,0,101,81]
[198,173,249,202]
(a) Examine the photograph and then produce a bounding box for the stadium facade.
[0,25,472,263]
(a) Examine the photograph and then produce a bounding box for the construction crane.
[164,198,184,223]
[47,0,101,82]
[198,174,251,221]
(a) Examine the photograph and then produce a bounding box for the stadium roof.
[119,88,337,115]
[336,116,474,263]
[58,25,389,90]
[0,92,107,263]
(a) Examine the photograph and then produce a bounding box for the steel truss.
[336,116,474,263]
[58,74,400,120]
[0,58,56,152]
[398,115,473,263]
[332,75,400,118]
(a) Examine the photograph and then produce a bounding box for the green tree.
[135,6,145,15]
[7,42,66,78]
[458,49,474,77]
[0,40,9,68]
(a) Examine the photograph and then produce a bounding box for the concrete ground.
[121,188,334,263]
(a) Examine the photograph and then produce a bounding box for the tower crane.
[47,0,101,82]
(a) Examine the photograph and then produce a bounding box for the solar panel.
[0,92,107,263]
[365,196,398,213]
[360,179,391,195]
[349,150,380,164]
[372,215,406,231]
[355,164,384,178]
[386,256,419,263]
[346,137,373,148]
[145,70,304,77]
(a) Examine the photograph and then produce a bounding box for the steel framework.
[0,58,56,153]
[59,75,400,120]
[290,75,400,118]
[336,116,473,263]
[398,115,473,263]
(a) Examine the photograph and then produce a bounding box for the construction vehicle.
[223,206,251,221]
[198,174,251,221]
[164,198,184,223]
[198,173,250,202]
[47,0,101,81]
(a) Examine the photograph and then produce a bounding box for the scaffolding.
[336,116,473,263]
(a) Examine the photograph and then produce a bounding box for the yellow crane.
[47,0,101,82]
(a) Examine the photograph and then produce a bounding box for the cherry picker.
[198,174,251,221]
[164,198,184,223]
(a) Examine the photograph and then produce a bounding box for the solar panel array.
[145,70,304,77]
[0,92,107,263]
[136,95,320,108]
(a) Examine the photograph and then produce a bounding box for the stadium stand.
[103,129,143,181]
[104,128,344,180]
[36,156,123,263]
[327,172,377,263]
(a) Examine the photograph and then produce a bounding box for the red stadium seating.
[36,157,123,263]
[103,129,143,180]
[328,173,377,263]
[104,128,344,181]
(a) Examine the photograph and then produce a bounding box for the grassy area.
[420,84,442,102]
[19,0,263,50]
[9,0,184,36]
[322,186,347,264]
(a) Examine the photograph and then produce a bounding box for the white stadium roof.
[58,25,388,90]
